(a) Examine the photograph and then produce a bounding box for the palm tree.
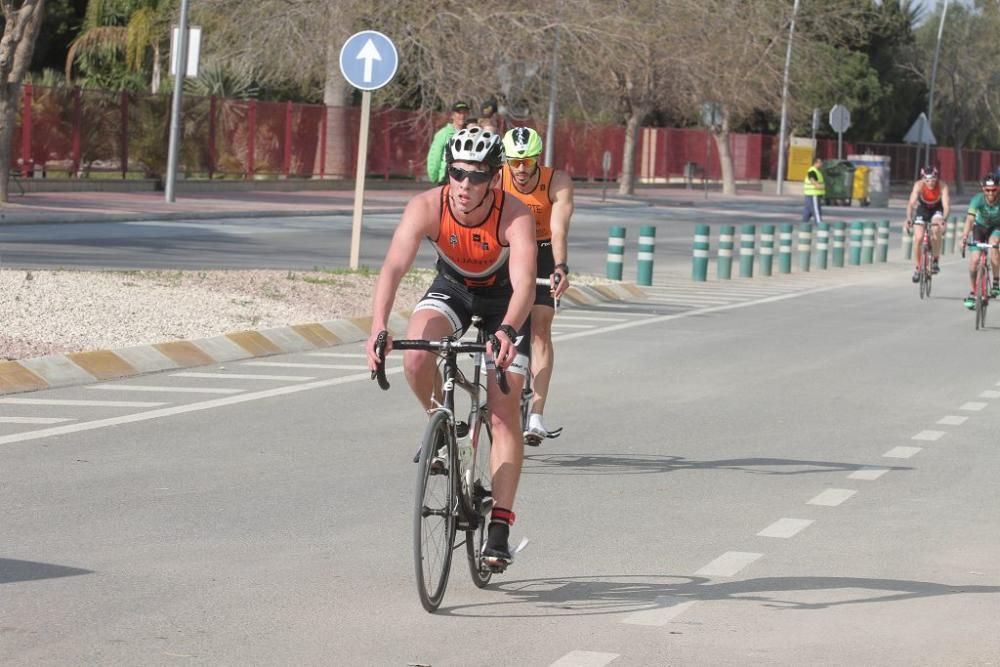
[65,0,175,92]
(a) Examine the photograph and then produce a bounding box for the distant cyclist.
[905,165,950,282]
[501,127,574,445]
[959,174,1000,308]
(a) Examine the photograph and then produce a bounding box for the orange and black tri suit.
[501,164,556,307]
[915,181,944,223]
[413,185,512,335]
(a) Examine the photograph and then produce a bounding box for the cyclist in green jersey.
[959,174,1000,308]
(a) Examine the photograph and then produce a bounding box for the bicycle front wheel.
[919,249,930,299]
[976,265,988,331]
[414,411,457,612]
[466,412,494,588]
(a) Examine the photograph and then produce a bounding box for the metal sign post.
[339,31,398,269]
[601,150,611,202]
[701,102,722,200]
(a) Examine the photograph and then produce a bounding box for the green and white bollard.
[815,223,829,270]
[739,224,755,278]
[607,225,626,280]
[692,224,710,281]
[877,220,890,262]
[759,224,775,277]
[862,221,875,264]
[944,217,955,256]
[718,225,735,280]
[902,220,913,261]
[849,221,863,265]
[778,223,793,274]
[798,223,813,272]
[832,222,846,267]
[637,225,656,286]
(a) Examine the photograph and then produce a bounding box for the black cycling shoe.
[911,270,920,283]
[455,420,469,439]
[931,259,940,274]
[482,522,513,571]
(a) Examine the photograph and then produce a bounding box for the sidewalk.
[0,181,813,226]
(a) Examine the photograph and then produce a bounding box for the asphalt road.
[3,255,1000,663]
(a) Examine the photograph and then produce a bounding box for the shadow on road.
[0,558,92,585]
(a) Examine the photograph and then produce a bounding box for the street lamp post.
[164,0,191,203]
[921,0,949,169]
[775,0,801,196]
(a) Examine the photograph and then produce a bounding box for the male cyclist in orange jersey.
[501,127,575,446]
[367,127,536,570]
[905,165,950,282]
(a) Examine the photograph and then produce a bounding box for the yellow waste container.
[852,166,870,206]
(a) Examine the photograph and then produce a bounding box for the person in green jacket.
[425,101,470,183]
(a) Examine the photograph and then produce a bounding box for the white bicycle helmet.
[445,127,504,169]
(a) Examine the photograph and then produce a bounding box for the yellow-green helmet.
[502,127,543,159]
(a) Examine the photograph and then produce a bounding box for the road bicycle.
[372,319,509,612]
[963,241,996,330]
[908,217,934,299]
[521,276,564,447]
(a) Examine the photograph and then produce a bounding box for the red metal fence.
[12,82,999,184]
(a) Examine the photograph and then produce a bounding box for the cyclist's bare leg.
[912,223,926,269]
[402,309,453,411]
[528,303,555,415]
[486,372,525,511]
[968,249,980,293]
[930,216,944,259]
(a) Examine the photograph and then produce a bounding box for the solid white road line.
[241,361,369,370]
[171,372,317,381]
[87,385,245,395]
[621,596,697,626]
[937,416,968,425]
[540,323,596,329]
[912,430,945,441]
[0,398,167,407]
[884,446,921,459]
[553,315,631,322]
[960,402,987,411]
[848,467,890,481]
[695,551,763,577]
[807,489,856,506]
[0,417,75,424]
[306,352,368,358]
[757,518,815,538]
[549,651,620,667]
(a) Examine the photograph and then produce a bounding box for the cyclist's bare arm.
[549,170,575,298]
[940,183,951,221]
[905,181,920,224]
[961,213,976,243]
[367,192,438,370]
[494,198,536,368]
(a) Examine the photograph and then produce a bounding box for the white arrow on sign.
[356,38,382,83]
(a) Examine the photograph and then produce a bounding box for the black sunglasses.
[448,166,493,185]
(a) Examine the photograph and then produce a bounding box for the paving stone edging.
[0,282,645,396]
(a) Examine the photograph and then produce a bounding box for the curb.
[0,282,644,396]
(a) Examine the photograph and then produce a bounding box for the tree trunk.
[0,0,46,203]
[953,140,966,196]
[617,110,641,195]
[323,40,352,179]
[712,115,736,196]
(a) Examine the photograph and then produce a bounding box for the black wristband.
[555,262,569,274]
[498,324,518,343]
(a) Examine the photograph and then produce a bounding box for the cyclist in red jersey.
[367,127,536,569]
[905,165,950,281]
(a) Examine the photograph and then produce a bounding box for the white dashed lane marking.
[937,416,968,425]
[549,651,620,667]
[884,446,921,458]
[0,417,75,424]
[87,385,245,395]
[807,489,857,506]
[960,402,987,411]
[695,551,762,577]
[912,430,945,441]
[306,352,368,358]
[848,467,890,481]
[0,398,167,407]
[979,390,1000,399]
[757,518,815,538]
[621,596,697,626]
[241,361,369,370]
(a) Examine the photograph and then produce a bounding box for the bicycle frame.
[967,241,996,330]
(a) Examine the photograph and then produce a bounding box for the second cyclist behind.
[501,127,575,446]
[905,165,950,282]
[959,173,1000,309]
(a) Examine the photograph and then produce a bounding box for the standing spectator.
[426,101,469,183]
[802,157,825,223]
[479,96,500,134]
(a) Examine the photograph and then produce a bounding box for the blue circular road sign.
[339,31,398,91]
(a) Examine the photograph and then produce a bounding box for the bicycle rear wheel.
[466,412,494,588]
[414,411,457,612]
[919,248,930,299]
